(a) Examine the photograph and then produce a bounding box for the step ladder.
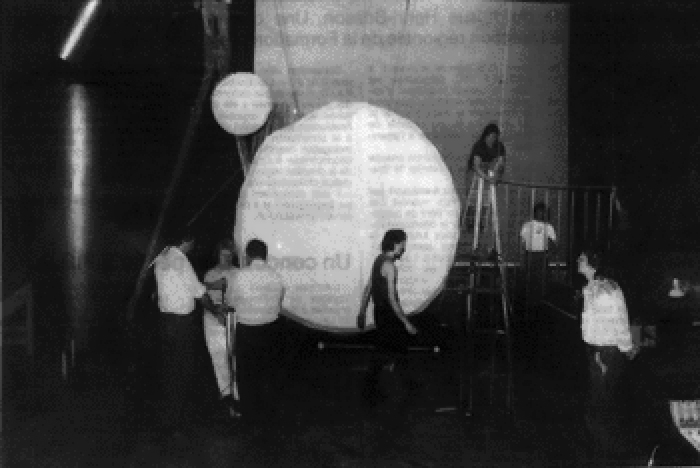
[458,175,514,417]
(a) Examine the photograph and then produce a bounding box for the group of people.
[151,227,420,440]
[153,233,285,438]
[150,123,639,459]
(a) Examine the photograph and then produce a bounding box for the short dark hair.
[581,247,604,272]
[245,239,267,260]
[164,228,195,247]
[381,229,407,252]
[533,202,547,218]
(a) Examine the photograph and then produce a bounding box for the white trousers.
[203,311,231,397]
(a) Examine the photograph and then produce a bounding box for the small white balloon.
[211,72,272,136]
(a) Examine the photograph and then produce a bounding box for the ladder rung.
[473,329,507,335]
[467,288,503,294]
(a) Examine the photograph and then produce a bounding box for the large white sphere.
[234,102,460,331]
[211,72,272,136]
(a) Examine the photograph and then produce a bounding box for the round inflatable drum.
[233,102,460,331]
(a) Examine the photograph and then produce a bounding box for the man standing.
[153,232,212,438]
[358,229,418,407]
[226,239,285,426]
[520,202,557,315]
[202,239,239,418]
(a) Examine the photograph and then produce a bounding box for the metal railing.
[459,179,618,281]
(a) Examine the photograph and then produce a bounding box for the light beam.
[60,0,100,60]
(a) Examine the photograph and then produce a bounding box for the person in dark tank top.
[358,229,418,407]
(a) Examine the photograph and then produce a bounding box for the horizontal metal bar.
[317,342,441,353]
[452,261,569,268]
[499,179,615,191]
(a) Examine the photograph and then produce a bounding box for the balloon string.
[389,0,413,106]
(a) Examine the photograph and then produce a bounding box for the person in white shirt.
[520,202,557,314]
[153,231,217,438]
[202,239,239,418]
[225,238,285,425]
[577,248,639,456]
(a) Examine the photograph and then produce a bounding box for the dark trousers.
[159,311,199,432]
[364,321,415,405]
[586,344,626,456]
[235,319,282,424]
[523,251,549,317]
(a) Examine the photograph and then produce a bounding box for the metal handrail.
[498,179,615,191]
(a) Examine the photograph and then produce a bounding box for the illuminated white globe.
[211,72,272,136]
[233,102,460,331]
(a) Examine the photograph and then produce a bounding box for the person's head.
[175,230,196,254]
[380,229,407,260]
[480,123,500,147]
[245,239,267,263]
[533,202,547,221]
[577,247,603,281]
[215,239,234,267]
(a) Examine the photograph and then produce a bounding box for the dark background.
[3,0,700,354]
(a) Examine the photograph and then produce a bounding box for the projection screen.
[244,0,569,331]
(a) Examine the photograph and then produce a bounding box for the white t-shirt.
[581,278,634,352]
[154,247,206,315]
[520,220,557,252]
[226,259,285,326]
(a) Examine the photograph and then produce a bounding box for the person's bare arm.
[472,155,490,180]
[357,281,371,329]
[384,262,417,334]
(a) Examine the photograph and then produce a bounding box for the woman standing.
[464,123,507,252]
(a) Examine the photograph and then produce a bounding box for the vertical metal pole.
[595,192,602,243]
[568,190,575,286]
[583,191,590,246]
[491,184,503,258]
[556,190,563,265]
[472,177,485,251]
[608,187,616,253]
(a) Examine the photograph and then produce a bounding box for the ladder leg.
[472,178,484,251]
[490,183,503,257]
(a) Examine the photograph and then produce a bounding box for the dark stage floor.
[6,310,698,468]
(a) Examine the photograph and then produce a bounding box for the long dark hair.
[479,123,500,144]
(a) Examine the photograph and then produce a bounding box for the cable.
[498,2,514,131]
[185,169,243,228]
[273,0,302,120]
[388,0,413,106]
